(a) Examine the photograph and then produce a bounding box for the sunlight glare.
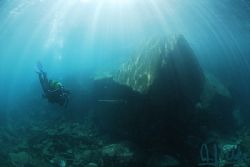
[79,0,134,5]
[80,0,91,3]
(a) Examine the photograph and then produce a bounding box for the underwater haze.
[0,0,250,108]
[0,0,250,166]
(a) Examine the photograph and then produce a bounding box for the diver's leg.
[37,73,46,92]
[37,72,49,95]
[42,72,49,87]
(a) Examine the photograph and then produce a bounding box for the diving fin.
[36,61,44,74]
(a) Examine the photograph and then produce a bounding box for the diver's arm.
[48,88,60,93]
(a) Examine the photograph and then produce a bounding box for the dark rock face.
[114,35,204,102]
[148,35,204,106]
[198,73,232,111]
[111,36,206,140]
[91,35,235,162]
[90,78,148,138]
[194,73,235,135]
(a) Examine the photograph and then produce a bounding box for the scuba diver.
[36,62,70,107]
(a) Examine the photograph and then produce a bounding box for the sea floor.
[0,108,249,167]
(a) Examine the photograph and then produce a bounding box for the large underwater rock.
[114,34,205,104]
[91,35,236,162]
[92,35,205,132]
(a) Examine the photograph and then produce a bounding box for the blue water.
[0,0,250,166]
[0,0,249,109]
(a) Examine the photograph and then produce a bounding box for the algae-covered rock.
[91,35,236,162]
[27,120,101,167]
[9,151,32,166]
[102,143,135,166]
[92,35,207,152]
[114,34,204,104]
[114,37,165,93]
[93,35,205,135]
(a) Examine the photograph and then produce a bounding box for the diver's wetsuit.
[37,71,70,107]
[47,86,70,106]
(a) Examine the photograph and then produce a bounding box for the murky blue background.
[0,0,249,112]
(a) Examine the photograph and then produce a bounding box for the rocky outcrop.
[114,34,204,104]
[194,73,235,135]
[93,35,205,141]
[197,73,232,112]
[91,35,236,164]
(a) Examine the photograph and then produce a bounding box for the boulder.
[91,35,235,157]
[114,34,205,104]
[101,143,135,166]
[92,35,205,141]
[110,35,206,140]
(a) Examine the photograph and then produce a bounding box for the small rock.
[222,144,237,153]
[102,143,134,165]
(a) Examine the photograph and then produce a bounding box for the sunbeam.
[0,0,250,166]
